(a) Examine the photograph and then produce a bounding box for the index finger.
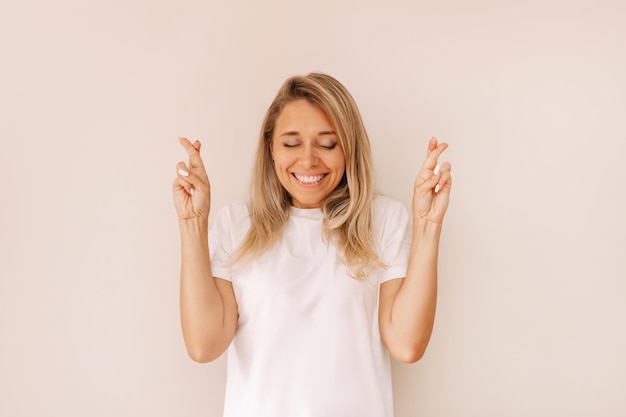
[421,138,448,170]
[179,137,205,169]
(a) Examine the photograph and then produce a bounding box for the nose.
[300,144,319,169]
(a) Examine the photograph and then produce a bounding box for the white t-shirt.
[209,196,411,417]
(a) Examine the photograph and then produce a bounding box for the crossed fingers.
[416,137,451,193]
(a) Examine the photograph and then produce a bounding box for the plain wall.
[1,0,624,416]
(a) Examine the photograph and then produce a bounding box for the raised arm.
[379,137,452,363]
[173,137,238,363]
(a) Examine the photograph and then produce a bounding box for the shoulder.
[211,200,251,232]
[372,195,410,223]
[372,195,411,244]
[215,200,250,218]
[371,196,411,277]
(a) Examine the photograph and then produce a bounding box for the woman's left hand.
[412,137,452,224]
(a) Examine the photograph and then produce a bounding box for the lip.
[291,173,328,187]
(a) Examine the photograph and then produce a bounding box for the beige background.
[1,0,625,416]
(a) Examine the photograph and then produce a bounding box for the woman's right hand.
[173,137,211,220]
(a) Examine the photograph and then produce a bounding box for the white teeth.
[294,174,325,184]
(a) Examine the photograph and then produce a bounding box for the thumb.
[176,162,210,194]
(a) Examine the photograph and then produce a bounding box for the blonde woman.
[173,73,452,417]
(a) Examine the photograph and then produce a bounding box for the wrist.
[179,217,209,234]
[412,217,442,238]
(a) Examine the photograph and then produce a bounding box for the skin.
[173,139,238,362]
[270,100,346,208]
[379,137,452,362]
[173,105,452,363]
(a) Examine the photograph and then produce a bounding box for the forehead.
[275,99,334,131]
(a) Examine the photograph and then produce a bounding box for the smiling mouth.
[292,173,327,185]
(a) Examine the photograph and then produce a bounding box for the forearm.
[386,219,441,361]
[179,218,229,361]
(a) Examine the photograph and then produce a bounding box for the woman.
[173,73,452,417]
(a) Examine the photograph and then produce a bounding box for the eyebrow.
[279,130,337,137]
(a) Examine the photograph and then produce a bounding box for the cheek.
[332,153,346,171]
[273,155,294,173]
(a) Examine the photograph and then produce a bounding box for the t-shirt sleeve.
[209,205,235,281]
[376,198,412,283]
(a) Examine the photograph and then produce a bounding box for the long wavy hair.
[233,73,385,278]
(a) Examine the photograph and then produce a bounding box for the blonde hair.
[234,73,385,278]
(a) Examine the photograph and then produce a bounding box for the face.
[270,99,346,209]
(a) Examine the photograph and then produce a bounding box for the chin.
[291,197,324,209]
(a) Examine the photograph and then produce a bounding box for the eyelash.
[282,143,337,149]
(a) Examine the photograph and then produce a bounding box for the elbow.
[187,348,221,363]
[388,341,429,364]
[395,347,426,364]
[187,349,216,363]
[185,342,225,363]
[182,326,233,363]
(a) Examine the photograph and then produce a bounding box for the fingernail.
[178,169,189,177]
[190,188,194,196]
[434,164,440,175]
[435,184,440,193]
